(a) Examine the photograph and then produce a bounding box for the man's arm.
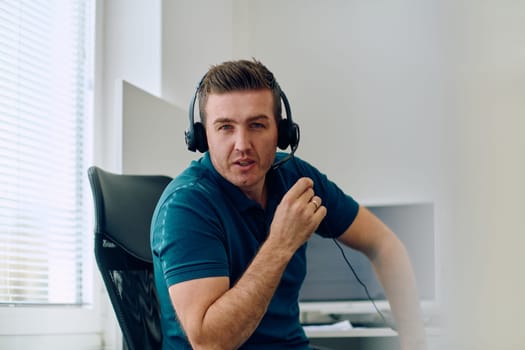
[168,240,293,350]
[337,206,427,350]
[168,178,326,349]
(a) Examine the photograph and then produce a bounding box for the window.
[0,0,94,305]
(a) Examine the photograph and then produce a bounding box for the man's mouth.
[235,159,255,167]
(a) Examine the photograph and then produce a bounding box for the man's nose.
[234,128,251,151]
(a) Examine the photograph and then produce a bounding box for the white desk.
[306,327,397,338]
[306,327,442,350]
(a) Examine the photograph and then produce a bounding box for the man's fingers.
[283,177,313,201]
[309,196,322,211]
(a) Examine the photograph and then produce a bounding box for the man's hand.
[269,177,327,252]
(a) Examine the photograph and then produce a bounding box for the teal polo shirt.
[151,152,359,350]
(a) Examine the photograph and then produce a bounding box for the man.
[151,59,426,349]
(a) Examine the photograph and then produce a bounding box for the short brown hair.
[197,59,282,124]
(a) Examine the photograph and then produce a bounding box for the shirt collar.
[200,152,286,213]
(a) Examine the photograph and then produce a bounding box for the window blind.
[0,0,93,305]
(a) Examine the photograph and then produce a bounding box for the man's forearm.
[372,236,427,350]
[194,238,293,349]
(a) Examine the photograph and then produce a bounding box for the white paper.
[302,320,353,332]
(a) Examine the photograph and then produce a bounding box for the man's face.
[204,89,278,198]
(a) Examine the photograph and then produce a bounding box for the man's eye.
[251,123,265,129]
[218,125,233,131]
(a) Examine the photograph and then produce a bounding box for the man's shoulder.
[165,161,217,197]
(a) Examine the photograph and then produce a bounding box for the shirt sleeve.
[151,185,229,287]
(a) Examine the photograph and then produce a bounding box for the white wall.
[161,0,234,109]
[438,2,525,349]
[230,0,446,205]
[96,0,162,171]
[103,1,447,197]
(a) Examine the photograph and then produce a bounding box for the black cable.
[331,238,396,331]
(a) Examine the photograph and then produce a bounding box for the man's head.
[197,59,283,126]
[194,59,286,202]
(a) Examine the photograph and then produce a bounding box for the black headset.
[185,76,300,156]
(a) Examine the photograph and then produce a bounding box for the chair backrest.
[88,166,172,350]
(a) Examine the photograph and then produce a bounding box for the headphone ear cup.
[277,119,290,150]
[278,119,300,150]
[193,122,208,153]
[185,126,196,152]
[288,122,299,150]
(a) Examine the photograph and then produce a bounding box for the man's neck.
[242,182,267,209]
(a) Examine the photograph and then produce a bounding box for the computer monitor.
[299,203,436,316]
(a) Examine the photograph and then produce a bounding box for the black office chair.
[88,166,172,350]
